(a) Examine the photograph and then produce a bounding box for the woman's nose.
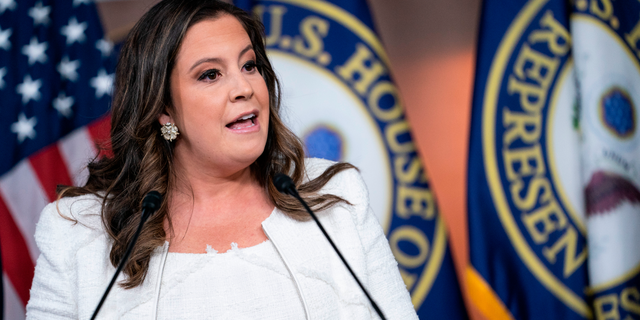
[229,73,254,101]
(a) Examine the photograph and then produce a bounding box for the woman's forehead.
[183,15,249,48]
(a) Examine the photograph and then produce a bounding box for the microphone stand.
[90,191,162,320]
[274,174,386,320]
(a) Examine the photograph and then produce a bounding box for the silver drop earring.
[161,123,179,142]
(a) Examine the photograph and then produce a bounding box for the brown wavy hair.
[60,0,354,289]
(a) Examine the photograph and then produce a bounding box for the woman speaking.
[25,1,417,319]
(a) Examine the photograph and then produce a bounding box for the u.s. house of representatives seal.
[480,0,590,317]
[250,0,447,310]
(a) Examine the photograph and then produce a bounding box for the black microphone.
[273,172,298,196]
[91,191,163,320]
[273,173,387,320]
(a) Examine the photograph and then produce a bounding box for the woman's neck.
[164,162,274,253]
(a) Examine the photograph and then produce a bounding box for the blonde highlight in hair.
[59,0,354,289]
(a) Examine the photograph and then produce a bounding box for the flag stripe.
[1,0,115,315]
[3,273,26,320]
[0,161,48,262]
[0,198,34,307]
[466,266,514,320]
[59,128,97,186]
[29,145,74,202]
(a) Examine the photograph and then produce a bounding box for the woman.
[26,1,418,319]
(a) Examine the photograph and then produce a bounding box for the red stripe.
[86,115,113,159]
[29,145,74,202]
[0,196,34,306]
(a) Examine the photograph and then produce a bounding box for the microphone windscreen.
[142,191,163,212]
[273,173,295,195]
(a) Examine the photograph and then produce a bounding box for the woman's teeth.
[227,114,256,129]
[238,113,255,121]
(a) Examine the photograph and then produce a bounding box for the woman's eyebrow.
[188,44,254,73]
[189,57,222,73]
[238,44,253,60]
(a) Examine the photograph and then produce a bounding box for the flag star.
[53,92,74,117]
[90,69,114,98]
[57,56,80,81]
[22,37,48,65]
[11,113,37,143]
[16,75,42,104]
[73,0,91,7]
[0,67,6,89]
[0,0,16,14]
[28,1,51,26]
[61,17,87,45]
[0,26,11,50]
[95,38,113,58]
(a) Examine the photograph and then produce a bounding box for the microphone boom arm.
[90,191,162,320]
[274,174,386,320]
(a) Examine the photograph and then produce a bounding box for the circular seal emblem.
[478,0,590,317]
[476,0,640,317]
[249,0,449,311]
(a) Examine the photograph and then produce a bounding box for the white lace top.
[156,240,306,319]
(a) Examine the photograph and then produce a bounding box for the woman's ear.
[158,113,173,125]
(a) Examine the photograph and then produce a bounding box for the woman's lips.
[226,113,260,133]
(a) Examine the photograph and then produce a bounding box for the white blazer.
[26,158,418,319]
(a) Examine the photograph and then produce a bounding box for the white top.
[26,158,419,320]
[156,239,306,319]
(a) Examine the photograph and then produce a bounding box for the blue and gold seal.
[238,0,467,317]
[469,0,590,318]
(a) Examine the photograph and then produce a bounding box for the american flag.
[0,0,114,318]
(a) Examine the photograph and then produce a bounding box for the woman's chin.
[226,148,267,170]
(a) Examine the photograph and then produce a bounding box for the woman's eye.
[198,69,220,81]
[244,61,257,72]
